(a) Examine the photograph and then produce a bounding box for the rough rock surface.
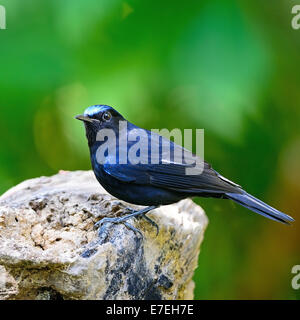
[0,171,208,300]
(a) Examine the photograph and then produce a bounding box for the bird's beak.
[75,114,94,123]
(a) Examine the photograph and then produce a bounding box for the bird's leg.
[94,206,158,236]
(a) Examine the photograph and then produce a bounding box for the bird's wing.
[103,161,241,195]
[147,162,241,194]
[102,127,241,194]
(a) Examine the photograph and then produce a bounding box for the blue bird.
[76,105,294,235]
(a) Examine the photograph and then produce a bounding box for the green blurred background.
[0,0,299,299]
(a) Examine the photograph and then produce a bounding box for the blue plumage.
[76,105,294,225]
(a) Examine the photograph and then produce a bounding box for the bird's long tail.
[225,192,294,224]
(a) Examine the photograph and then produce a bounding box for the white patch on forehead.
[84,105,109,117]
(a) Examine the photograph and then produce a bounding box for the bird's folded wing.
[103,162,242,194]
[103,129,242,194]
[148,163,241,194]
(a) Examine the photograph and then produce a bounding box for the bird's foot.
[122,207,159,235]
[95,216,144,237]
[94,206,158,237]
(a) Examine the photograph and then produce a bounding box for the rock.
[0,171,208,300]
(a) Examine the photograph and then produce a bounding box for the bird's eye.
[102,111,112,122]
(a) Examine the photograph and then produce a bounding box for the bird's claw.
[93,206,159,238]
[93,219,103,230]
[93,217,115,230]
[94,216,143,238]
[136,214,159,236]
[123,222,144,237]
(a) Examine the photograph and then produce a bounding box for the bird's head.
[75,105,125,147]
